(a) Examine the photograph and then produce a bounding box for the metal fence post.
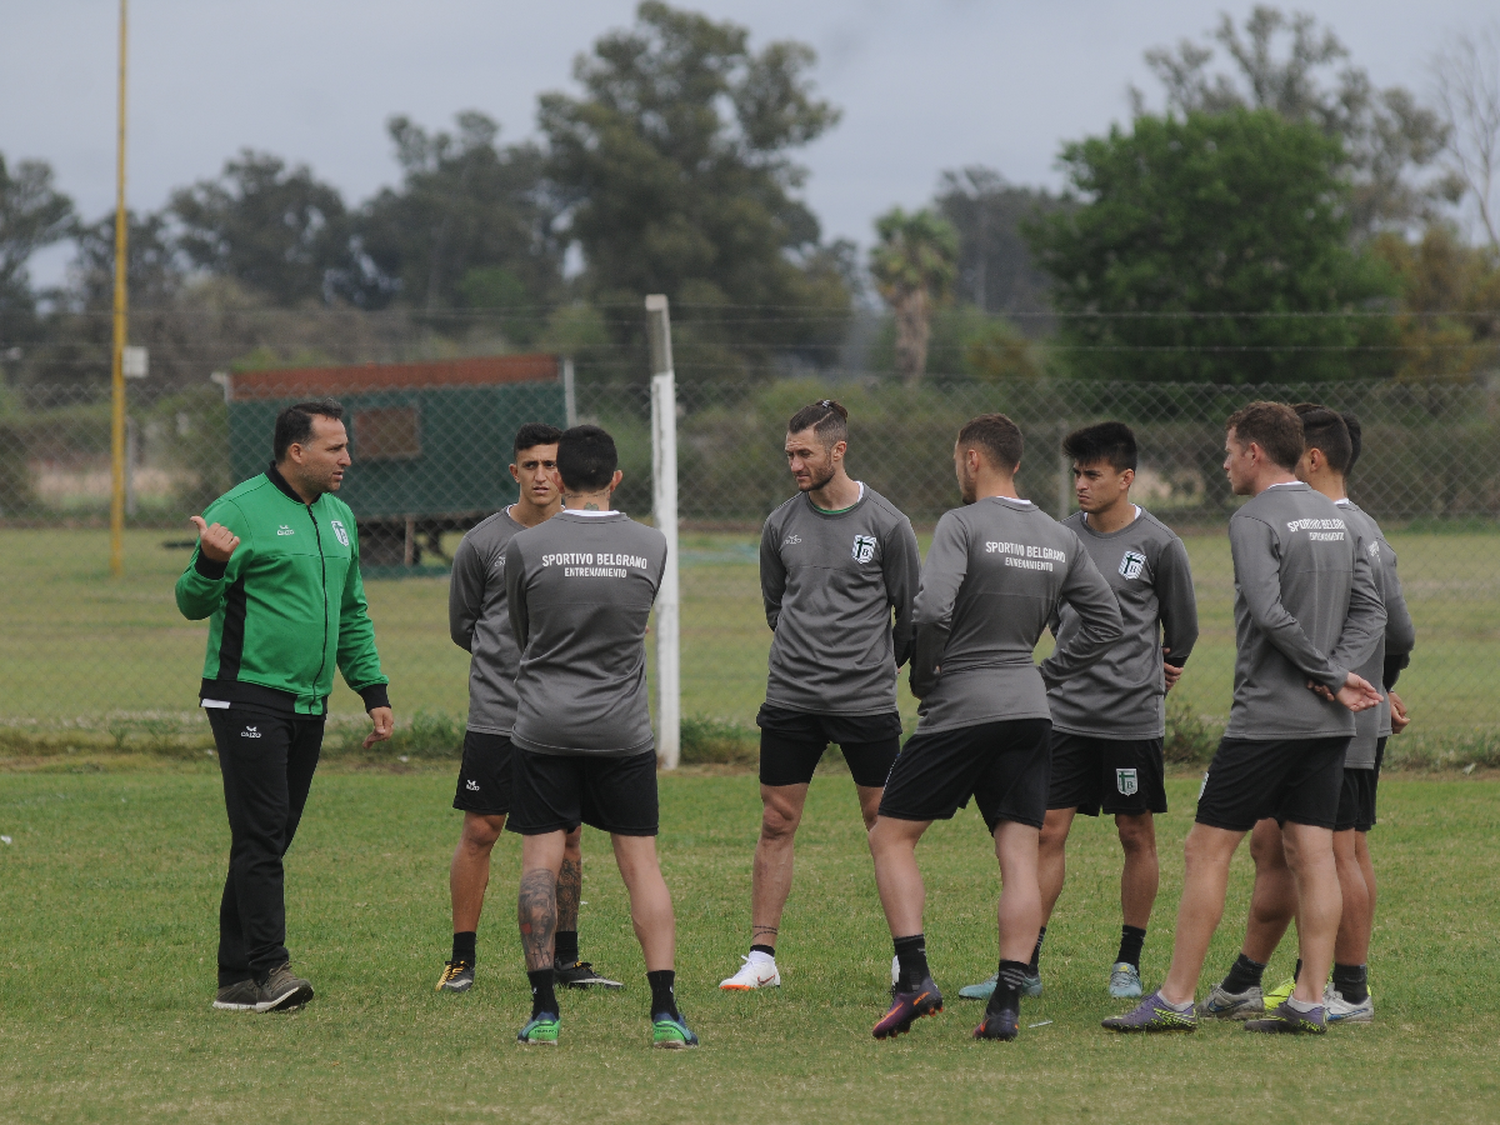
[646,295,681,769]
[1056,419,1071,520]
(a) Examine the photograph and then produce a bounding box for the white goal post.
[645,295,681,769]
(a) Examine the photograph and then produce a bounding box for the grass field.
[0,763,1497,1123]
[0,527,1495,757]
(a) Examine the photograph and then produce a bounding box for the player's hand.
[363,706,394,749]
[1162,649,1182,692]
[1333,672,1382,713]
[189,515,240,562]
[1389,689,1410,734]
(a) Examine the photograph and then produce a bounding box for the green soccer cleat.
[1262,977,1296,1010]
[517,1012,561,1046]
[651,1012,699,1049]
[957,969,1042,1001]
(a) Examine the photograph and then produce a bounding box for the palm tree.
[870,207,958,383]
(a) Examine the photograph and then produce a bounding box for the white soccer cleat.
[1323,982,1374,1023]
[719,954,781,990]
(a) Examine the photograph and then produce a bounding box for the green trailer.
[224,355,572,571]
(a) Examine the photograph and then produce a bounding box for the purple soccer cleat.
[873,978,944,1039]
[1102,990,1198,1032]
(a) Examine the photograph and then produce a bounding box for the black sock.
[528,968,558,1017]
[1116,925,1146,970]
[554,930,580,966]
[893,934,929,991]
[988,959,1028,1014]
[1029,926,1047,973]
[749,943,776,958]
[1222,953,1266,994]
[647,969,679,1019]
[1332,962,1368,1004]
[452,931,476,965]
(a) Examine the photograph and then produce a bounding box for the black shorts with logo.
[452,730,514,816]
[1048,732,1168,817]
[1335,737,1387,833]
[1195,736,1348,832]
[506,749,658,837]
[756,705,903,788]
[878,719,1052,832]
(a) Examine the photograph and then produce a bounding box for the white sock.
[1285,995,1320,1014]
[1158,992,1194,1012]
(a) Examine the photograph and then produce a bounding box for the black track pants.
[208,708,324,984]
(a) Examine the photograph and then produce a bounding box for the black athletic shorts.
[1195,736,1348,832]
[1048,732,1167,817]
[506,749,658,837]
[756,705,903,788]
[878,719,1052,832]
[452,730,513,816]
[1335,737,1387,833]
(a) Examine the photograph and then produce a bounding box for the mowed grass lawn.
[0,766,1497,1123]
[0,526,1496,736]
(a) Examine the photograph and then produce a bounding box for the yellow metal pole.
[109,0,129,576]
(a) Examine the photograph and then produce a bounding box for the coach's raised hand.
[189,514,240,562]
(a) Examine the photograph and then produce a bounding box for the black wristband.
[357,683,391,712]
[193,552,228,580]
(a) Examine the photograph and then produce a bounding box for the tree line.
[1,2,1497,388]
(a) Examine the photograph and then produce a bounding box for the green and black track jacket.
[175,464,390,716]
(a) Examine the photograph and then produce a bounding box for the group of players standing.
[430,395,1412,1045]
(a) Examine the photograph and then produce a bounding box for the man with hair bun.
[1201,405,1414,1024]
[869,413,1122,1042]
[1105,401,1384,1036]
[961,420,1199,1004]
[436,422,622,996]
[719,399,922,992]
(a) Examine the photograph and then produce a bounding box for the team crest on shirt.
[1118,550,1147,580]
[851,534,878,564]
[1116,768,1139,796]
[331,519,350,547]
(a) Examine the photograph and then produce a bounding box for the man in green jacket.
[176,400,392,1013]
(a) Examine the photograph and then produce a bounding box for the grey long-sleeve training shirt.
[1336,498,1416,768]
[1047,507,1200,740]
[505,511,667,757]
[909,496,1124,735]
[760,485,921,716]
[1225,482,1386,741]
[448,507,527,736]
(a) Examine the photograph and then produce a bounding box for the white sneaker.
[719,954,781,990]
[1323,982,1374,1023]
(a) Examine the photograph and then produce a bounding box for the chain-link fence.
[1,368,1496,760]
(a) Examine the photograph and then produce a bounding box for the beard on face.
[799,461,836,493]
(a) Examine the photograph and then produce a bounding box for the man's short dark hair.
[1226,401,1303,472]
[1063,421,1137,472]
[513,422,563,460]
[786,399,849,449]
[1342,412,1362,473]
[556,425,618,492]
[274,400,344,461]
[958,413,1024,472]
[1291,403,1353,475]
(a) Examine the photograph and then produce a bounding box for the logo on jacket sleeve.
[331,519,350,547]
[1119,550,1146,580]
[852,534,878,564]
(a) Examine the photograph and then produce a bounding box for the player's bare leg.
[1117,813,1158,929]
[451,812,505,935]
[749,782,808,953]
[1037,807,1075,921]
[1159,824,1245,1005]
[611,834,676,970]
[1336,831,1376,965]
[994,821,1043,965]
[1242,817,1296,963]
[515,830,566,1043]
[1280,822,1341,1007]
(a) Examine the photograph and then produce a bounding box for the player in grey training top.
[436,424,620,995]
[502,425,696,1048]
[869,414,1123,1042]
[720,400,921,992]
[1105,401,1384,1037]
[961,422,1199,1005]
[1205,407,1415,1025]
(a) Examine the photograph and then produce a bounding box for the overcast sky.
[4,0,1494,286]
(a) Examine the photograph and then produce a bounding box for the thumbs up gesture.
[189,515,241,563]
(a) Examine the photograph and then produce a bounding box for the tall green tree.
[0,153,74,351]
[1138,6,1458,237]
[169,151,352,307]
[870,207,958,384]
[538,1,848,376]
[1027,108,1395,383]
[355,112,562,332]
